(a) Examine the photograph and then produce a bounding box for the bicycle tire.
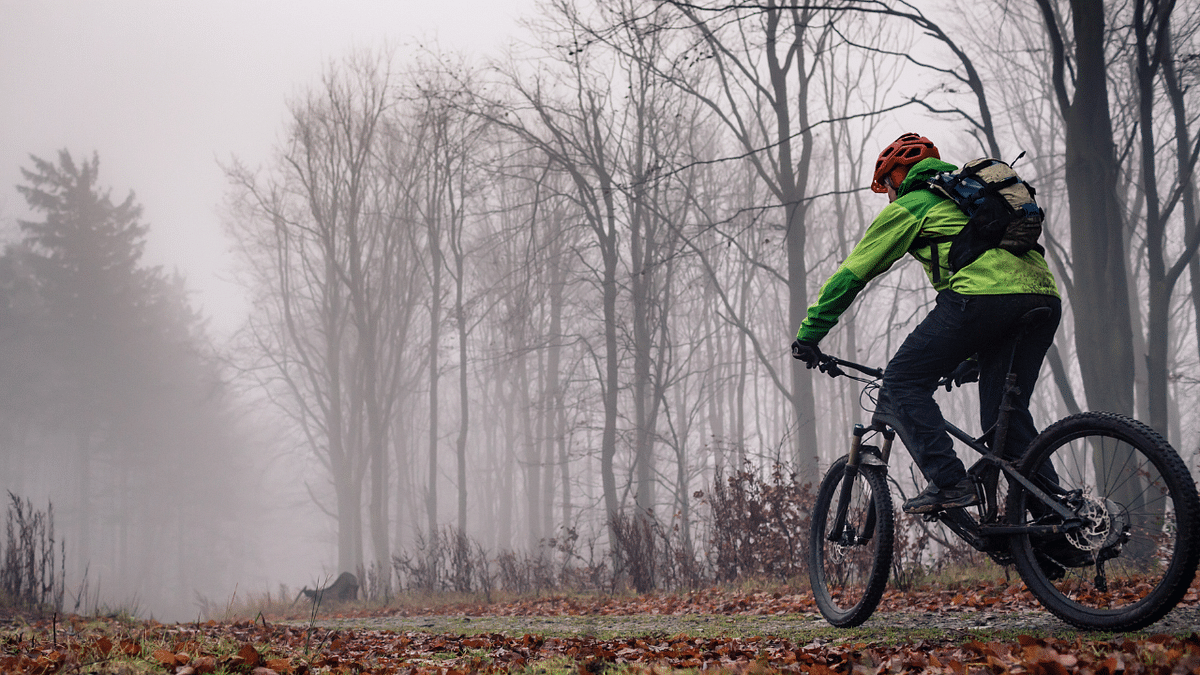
[809,455,894,627]
[1006,412,1200,630]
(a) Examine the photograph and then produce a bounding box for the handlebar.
[816,354,960,391]
[816,355,884,380]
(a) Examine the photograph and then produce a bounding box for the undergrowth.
[206,463,1018,622]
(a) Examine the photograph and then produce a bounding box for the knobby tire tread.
[1007,412,1200,630]
[809,456,894,627]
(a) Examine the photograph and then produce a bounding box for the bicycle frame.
[821,354,1081,557]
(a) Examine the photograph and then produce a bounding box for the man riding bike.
[791,133,1061,514]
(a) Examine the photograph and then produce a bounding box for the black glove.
[791,339,823,369]
[944,357,980,391]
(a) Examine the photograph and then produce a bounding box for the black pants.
[873,291,1062,489]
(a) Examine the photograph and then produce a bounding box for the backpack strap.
[911,233,955,284]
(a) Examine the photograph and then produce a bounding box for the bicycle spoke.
[810,456,894,627]
[1009,413,1199,630]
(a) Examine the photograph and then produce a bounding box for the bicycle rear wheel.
[808,455,894,627]
[1006,412,1200,630]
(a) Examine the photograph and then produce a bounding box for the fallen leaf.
[238,644,262,668]
[152,648,177,668]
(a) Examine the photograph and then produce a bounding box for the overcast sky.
[0,0,536,336]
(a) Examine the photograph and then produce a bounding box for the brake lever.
[818,359,844,378]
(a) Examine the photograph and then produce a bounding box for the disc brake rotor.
[1066,489,1125,553]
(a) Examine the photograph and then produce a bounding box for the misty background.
[1,0,1198,620]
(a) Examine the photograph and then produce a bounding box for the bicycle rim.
[808,456,894,627]
[1008,412,1200,630]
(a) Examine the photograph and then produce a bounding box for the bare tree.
[1035,0,1137,416]
[400,62,495,541]
[472,37,631,552]
[227,53,402,577]
[1131,0,1200,437]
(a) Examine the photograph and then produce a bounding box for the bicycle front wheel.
[808,455,894,627]
[1007,412,1200,630]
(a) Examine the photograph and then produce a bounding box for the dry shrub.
[357,561,391,603]
[890,510,933,590]
[548,528,610,592]
[705,464,814,583]
[609,509,706,593]
[610,511,656,593]
[392,526,491,594]
[609,506,710,590]
[1,492,63,613]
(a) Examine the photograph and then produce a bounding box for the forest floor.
[3,581,1200,674]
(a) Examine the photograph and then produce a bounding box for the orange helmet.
[871,133,940,193]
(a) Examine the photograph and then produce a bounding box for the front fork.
[828,423,894,543]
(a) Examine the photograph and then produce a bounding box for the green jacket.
[795,158,1059,344]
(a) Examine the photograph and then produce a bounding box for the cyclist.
[791,133,1061,514]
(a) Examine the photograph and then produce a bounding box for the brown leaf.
[193,656,216,674]
[238,644,262,668]
[1096,655,1123,675]
[152,649,178,668]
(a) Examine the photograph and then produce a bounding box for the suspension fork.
[828,424,894,543]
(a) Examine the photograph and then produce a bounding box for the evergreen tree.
[16,151,153,434]
[11,151,253,609]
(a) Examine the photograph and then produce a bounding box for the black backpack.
[921,157,1045,276]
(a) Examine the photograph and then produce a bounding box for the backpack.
[921,157,1045,275]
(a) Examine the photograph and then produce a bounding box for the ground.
[3,583,1200,673]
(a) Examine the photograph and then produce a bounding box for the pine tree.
[16,151,153,432]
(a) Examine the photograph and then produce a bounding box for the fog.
[2,0,1199,623]
[0,0,535,620]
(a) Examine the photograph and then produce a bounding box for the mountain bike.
[807,307,1200,630]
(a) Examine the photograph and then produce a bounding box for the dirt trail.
[310,605,1200,641]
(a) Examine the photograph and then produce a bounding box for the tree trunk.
[518,344,540,549]
[455,243,469,535]
[427,212,442,544]
[1061,0,1136,417]
[600,202,621,553]
[1144,13,1200,440]
[499,362,514,550]
[547,238,570,534]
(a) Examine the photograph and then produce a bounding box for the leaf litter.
[3,581,1200,674]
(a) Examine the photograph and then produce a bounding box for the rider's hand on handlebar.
[944,356,980,391]
[791,339,823,369]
